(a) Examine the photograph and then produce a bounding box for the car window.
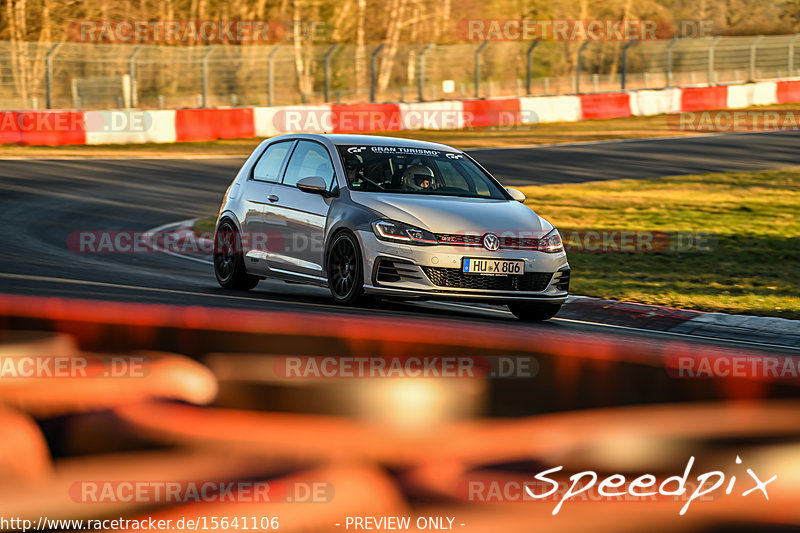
[337,145,506,199]
[252,141,292,182]
[434,159,491,196]
[432,160,471,191]
[283,141,335,188]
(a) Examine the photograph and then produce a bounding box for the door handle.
[267,194,279,202]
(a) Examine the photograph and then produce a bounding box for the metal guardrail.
[0,34,799,110]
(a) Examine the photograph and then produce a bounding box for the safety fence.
[1,35,800,110]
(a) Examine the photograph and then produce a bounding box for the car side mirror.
[506,187,526,203]
[297,176,334,197]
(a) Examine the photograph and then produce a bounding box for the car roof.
[267,133,462,153]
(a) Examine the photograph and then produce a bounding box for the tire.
[508,302,562,322]
[327,231,366,305]
[213,219,260,290]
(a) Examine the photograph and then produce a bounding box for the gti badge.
[482,233,500,251]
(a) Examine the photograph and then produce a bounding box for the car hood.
[350,192,553,235]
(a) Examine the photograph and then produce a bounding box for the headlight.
[371,219,438,245]
[538,228,564,253]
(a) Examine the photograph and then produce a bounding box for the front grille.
[421,267,553,291]
[435,233,539,249]
[499,236,539,249]
[435,233,482,246]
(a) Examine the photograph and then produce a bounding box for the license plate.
[462,258,524,275]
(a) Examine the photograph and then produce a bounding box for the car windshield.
[337,145,508,199]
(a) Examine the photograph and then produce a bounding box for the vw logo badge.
[483,233,500,251]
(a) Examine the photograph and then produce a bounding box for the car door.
[241,139,295,274]
[261,139,336,281]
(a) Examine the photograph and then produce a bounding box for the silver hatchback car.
[213,133,570,321]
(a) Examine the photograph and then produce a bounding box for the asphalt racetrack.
[0,130,797,351]
[472,130,800,185]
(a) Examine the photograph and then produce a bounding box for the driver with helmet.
[401,165,437,192]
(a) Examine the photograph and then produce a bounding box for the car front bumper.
[356,230,570,303]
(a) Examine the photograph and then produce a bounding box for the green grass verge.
[190,216,217,234]
[518,168,800,318]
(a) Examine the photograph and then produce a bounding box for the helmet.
[344,154,363,181]
[402,165,435,191]
[344,153,362,172]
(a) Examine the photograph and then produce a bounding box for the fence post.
[474,41,489,98]
[370,44,384,103]
[665,37,678,87]
[576,41,590,93]
[201,45,216,108]
[45,42,61,109]
[323,44,337,103]
[417,44,433,102]
[789,34,800,77]
[749,35,764,82]
[707,36,721,85]
[621,40,638,90]
[128,45,143,109]
[267,45,281,106]
[526,41,539,95]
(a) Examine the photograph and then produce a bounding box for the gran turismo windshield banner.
[337,145,506,198]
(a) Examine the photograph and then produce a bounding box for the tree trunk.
[608,0,633,77]
[30,0,53,103]
[354,0,367,95]
[377,0,406,91]
[291,0,314,99]
[6,0,30,103]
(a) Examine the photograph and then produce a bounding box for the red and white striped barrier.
[727,82,777,108]
[84,110,176,144]
[776,80,800,103]
[629,88,682,116]
[580,92,631,120]
[0,110,86,145]
[519,95,582,124]
[399,101,466,130]
[2,79,799,146]
[680,86,729,112]
[175,108,255,141]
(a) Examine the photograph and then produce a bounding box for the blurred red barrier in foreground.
[0,292,798,532]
